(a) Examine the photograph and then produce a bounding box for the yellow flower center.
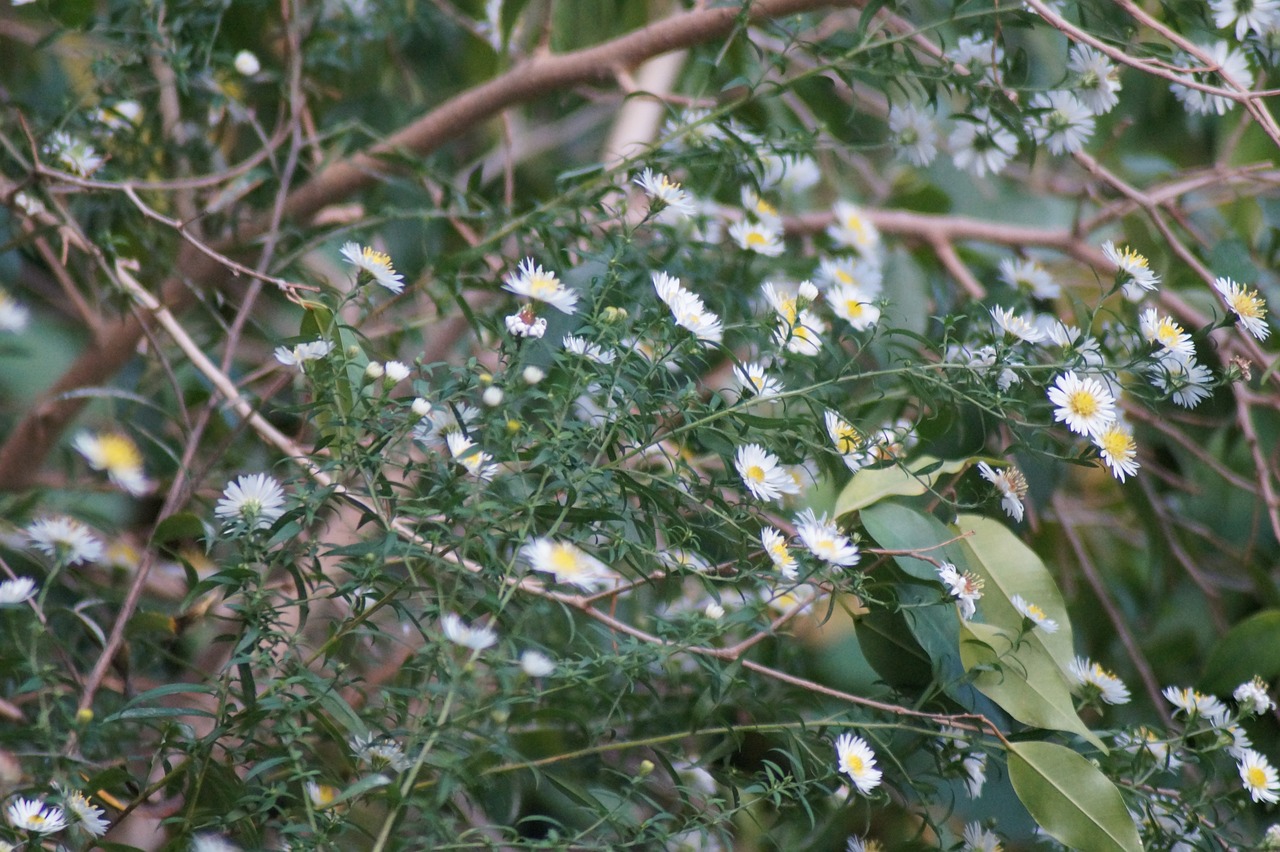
[1026,603,1046,619]
[746,230,769,247]
[1119,247,1149,269]
[1249,766,1268,789]
[1099,428,1133,457]
[528,273,559,298]
[97,434,143,473]
[843,299,865,318]
[1232,291,1265,319]
[833,425,861,454]
[756,198,778,218]
[835,268,854,285]
[746,464,765,483]
[844,754,865,774]
[312,785,338,806]
[362,247,393,270]
[1068,390,1098,417]
[844,215,869,243]
[550,545,581,575]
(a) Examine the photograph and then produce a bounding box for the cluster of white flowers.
[6,788,109,838]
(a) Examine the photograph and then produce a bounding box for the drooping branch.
[0,0,858,492]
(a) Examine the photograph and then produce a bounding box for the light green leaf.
[1200,609,1280,695]
[956,513,1074,673]
[1009,741,1143,852]
[961,622,1105,751]
[834,456,968,518]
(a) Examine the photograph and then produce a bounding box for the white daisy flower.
[520,649,556,677]
[834,733,882,795]
[441,612,498,651]
[704,601,725,620]
[72,431,154,496]
[215,473,287,530]
[0,288,31,333]
[990,305,1045,343]
[729,218,785,256]
[340,242,405,294]
[351,733,412,772]
[1235,677,1275,715]
[1101,240,1160,295]
[1047,370,1116,437]
[1163,685,1226,718]
[760,527,798,579]
[1011,594,1058,633]
[773,308,825,356]
[191,833,243,852]
[652,271,723,344]
[734,444,800,502]
[740,187,781,223]
[13,191,46,218]
[274,339,334,368]
[1149,351,1214,408]
[634,168,696,217]
[1210,707,1254,758]
[562,335,616,364]
[305,781,340,809]
[503,258,578,314]
[1211,0,1280,39]
[937,562,983,620]
[446,431,498,481]
[1239,749,1280,804]
[976,461,1028,522]
[1068,656,1131,705]
[1139,308,1194,357]
[815,256,883,295]
[734,361,784,399]
[27,516,104,565]
[44,131,105,176]
[1068,44,1122,115]
[760,153,821,193]
[7,797,67,834]
[888,104,939,166]
[794,508,860,567]
[824,409,864,458]
[61,789,109,836]
[949,108,1018,178]
[1094,421,1140,482]
[0,577,37,606]
[519,538,618,590]
[962,823,1002,852]
[998,257,1060,300]
[830,285,881,331]
[951,33,1004,84]
[413,402,481,448]
[1170,42,1253,116]
[1214,276,1270,340]
[1030,91,1095,155]
[827,201,882,256]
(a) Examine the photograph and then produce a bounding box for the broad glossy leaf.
[834,456,967,518]
[955,513,1074,673]
[1009,741,1143,852]
[961,622,1104,750]
[1200,609,1280,695]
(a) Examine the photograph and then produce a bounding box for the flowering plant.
[1,1,1280,849]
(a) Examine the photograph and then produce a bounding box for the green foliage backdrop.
[1,0,1280,850]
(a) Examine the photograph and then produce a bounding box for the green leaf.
[835,456,968,518]
[859,502,1006,717]
[1008,741,1143,852]
[961,622,1105,750]
[1200,609,1280,695]
[956,513,1074,673]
